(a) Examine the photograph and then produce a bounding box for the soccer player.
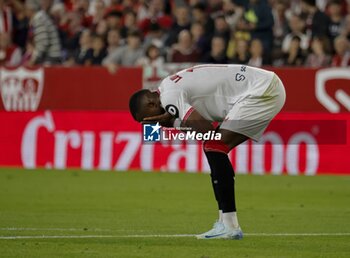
[129,64,286,239]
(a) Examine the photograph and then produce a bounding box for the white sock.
[218,210,223,223]
[222,212,239,229]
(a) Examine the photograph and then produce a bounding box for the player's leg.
[208,130,247,222]
[197,75,286,239]
[197,131,247,239]
[211,129,248,228]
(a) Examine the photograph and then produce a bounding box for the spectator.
[168,29,200,63]
[25,1,62,65]
[10,0,29,49]
[105,10,123,30]
[59,11,84,58]
[283,35,307,66]
[213,15,231,43]
[248,38,268,67]
[331,35,350,66]
[192,3,215,39]
[272,0,289,49]
[143,22,167,52]
[165,5,191,47]
[305,36,331,67]
[301,0,330,38]
[238,0,274,52]
[138,0,172,35]
[95,19,108,37]
[66,28,92,66]
[106,29,121,55]
[230,38,249,64]
[137,0,150,22]
[120,10,138,38]
[282,14,309,53]
[85,34,107,65]
[40,0,54,13]
[73,0,93,28]
[208,0,224,15]
[191,21,211,55]
[90,0,106,25]
[50,2,66,25]
[0,32,21,66]
[0,0,28,45]
[201,35,228,64]
[136,44,165,67]
[222,0,244,30]
[327,0,344,43]
[103,29,143,72]
[342,15,350,41]
[226,31,251,60]
[0,0,345,67]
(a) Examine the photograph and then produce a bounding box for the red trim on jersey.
[183,107,194,122]
[186,65,228,72]
[203,140,230,154]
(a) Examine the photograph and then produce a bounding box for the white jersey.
[158,64,275,122]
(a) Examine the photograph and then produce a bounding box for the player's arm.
[143,88,215,132]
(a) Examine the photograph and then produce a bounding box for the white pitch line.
[0,234,193,240]
[246,233,350,236]
[0,228,112,232]
[1,233,350,240]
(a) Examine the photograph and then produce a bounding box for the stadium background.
[0,1,350,257]
[0,0,349,174]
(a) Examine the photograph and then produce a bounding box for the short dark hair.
[328,0,341,5]
[129,89,149,121]
[302,0,316,7]
[106,10,123,18]
[192,3,206,12]
[291,35,301,42]
[128,29,141,38]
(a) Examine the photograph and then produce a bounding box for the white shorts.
[220,74,286,141]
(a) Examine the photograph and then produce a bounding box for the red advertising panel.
[0,66,349,112]
[274,67,350,113]
[0,111,349,175]
[0,67,143,111]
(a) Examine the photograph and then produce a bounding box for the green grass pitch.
[0,168,349,258]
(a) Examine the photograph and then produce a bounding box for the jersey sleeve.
[160,89,194,122]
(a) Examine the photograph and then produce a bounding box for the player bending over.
[129,64,286,240]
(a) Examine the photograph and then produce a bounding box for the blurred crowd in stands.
[0,0,350,70]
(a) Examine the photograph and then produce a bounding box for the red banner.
[0,66,349,112]
[0,67,142,111]
[0,111,349,175]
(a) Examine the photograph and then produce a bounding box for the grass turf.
[0,168,349,258]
